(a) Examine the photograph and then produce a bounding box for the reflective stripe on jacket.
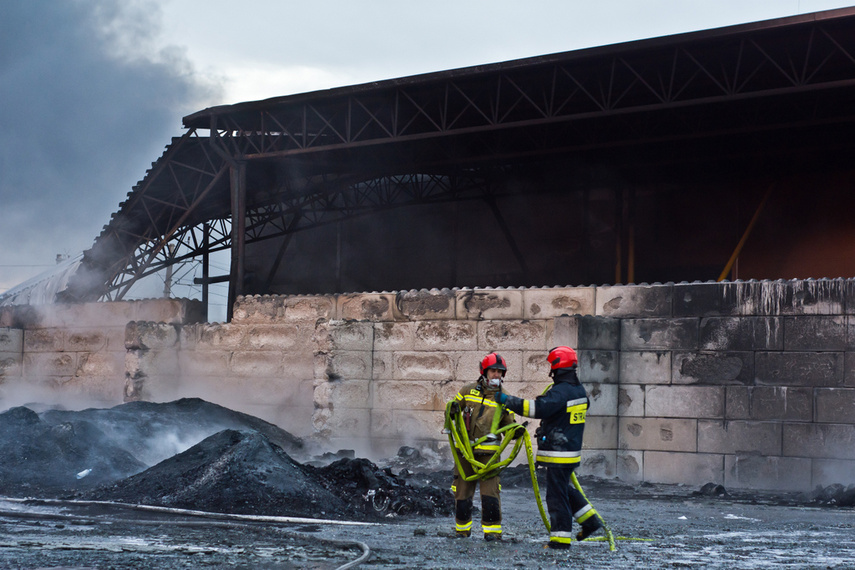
[501,368,588,467]
[454,381,515,453]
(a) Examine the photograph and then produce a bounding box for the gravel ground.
[2,481,853,569]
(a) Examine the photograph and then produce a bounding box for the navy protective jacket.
[501,367,589,468]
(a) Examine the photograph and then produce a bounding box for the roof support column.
[228,161,247,321]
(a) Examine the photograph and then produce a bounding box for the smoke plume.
[0,0,221,294]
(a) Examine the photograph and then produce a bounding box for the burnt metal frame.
[65,10,855,303]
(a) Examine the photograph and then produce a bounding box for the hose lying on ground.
[0,497,371,570]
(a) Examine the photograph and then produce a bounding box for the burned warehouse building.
[3,7,855,497]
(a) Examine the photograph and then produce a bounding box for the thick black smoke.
[0,0,221,293]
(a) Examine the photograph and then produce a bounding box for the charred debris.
[0,398,452,520]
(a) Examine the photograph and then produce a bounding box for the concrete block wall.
[4,279,852,492]
[0,300,203,408]
[608,279,855,491]
[124,295,329,438]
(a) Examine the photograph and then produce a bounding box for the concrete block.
[847,278,855,315]
[587,383,618,417]
[815,388,855,424]
[369,409,395,438]
[324,350,373,381]
[315,378,371,409]
[327,321,374,351]
[845,352,855,387]
[229,350,284,377]
[583,415,617,449]
[783,423,855,460]
[73,351,122,379]
[618,418,697,452]
[0,352,23,377]
[578,315,621,351]
[133,298,204,325]
[126,348,180,378]
[372,351,393,380]
[725,455,812,491]
[197,324,247,350]
[643,451,723,485]
[616,450,643,482]
[745,386,813,421]
[784,316,847,351]
[811,459,855,487]
[756,352,843,387]
[374,322,415,352]
[699,317,782,351]
[673,281,743,317]
[125,322,179,350]
[520,350,551,382]
[285,295,336,321]
[620,351,671,384]
[388,409,446,441]
[338,293,396,321]
[847,316,855,352]
[672,351,753,385]
[373,380,445,411]
[523,286,595,319]
[394,352,454,381]
[698,420,782,455]
[621,318,698,351]
[23,352,77,377]
[550,316,579,349]
[397,289,456,320]
[456,288,524,320]
[231,295,287,323]
[579,350,619,384]
[281,350,316,381]
[24,329,64,352]
[725,386,750,420]
[645,386,724,419]
[178,351,231,378]
[414,321,477,351]
[595,283,673,318]
[578,450,617,478]
[618,385,644,417]
[313,406,371,439]
[477,320,549,351]
[0,328,23,353]
[776,279,846,315]
[249,324,315,351]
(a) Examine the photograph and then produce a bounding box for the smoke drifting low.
[0,0,221,293]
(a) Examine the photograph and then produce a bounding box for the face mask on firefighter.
[485,368,504,388]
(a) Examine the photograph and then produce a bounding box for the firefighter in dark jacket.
[449,352,516,541]
[497,346,602,549]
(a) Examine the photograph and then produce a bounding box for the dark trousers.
[545,466,589,534]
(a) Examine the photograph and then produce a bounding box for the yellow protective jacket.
[453,380,516,454]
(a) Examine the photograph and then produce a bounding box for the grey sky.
[2,0,853,294]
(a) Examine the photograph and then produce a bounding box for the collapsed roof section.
[5,7,855,312]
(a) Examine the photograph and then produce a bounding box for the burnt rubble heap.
[0,398,452,520]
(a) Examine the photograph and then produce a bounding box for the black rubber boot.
[576,517,602,541]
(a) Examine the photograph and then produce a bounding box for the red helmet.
[479,352,507,375]
[547,346,578,370]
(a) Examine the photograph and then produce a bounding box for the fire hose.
[444,400,622,550]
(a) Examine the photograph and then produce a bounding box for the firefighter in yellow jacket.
[448,352,516,541]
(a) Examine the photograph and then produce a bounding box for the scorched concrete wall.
[3,280,853,493]
[0,300,203,406]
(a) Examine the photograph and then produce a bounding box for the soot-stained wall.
[2,280,854,492]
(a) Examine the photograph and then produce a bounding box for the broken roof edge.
[0,254,83,307]
[182,6,855,129]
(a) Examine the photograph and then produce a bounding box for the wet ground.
[2,480,854,569]
[1,399,853,568]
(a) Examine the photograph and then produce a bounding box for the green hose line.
[445,401,637,550]
[571,471,616,551]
